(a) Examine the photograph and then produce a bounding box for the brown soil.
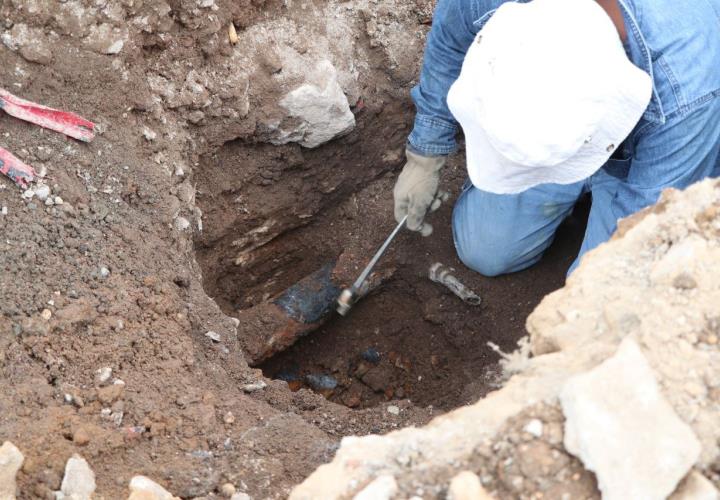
[0,0,584,497]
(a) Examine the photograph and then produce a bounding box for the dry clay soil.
[0,1,584,498]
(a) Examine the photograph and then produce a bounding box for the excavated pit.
[194,131,589,411]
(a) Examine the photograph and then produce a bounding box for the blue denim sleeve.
[407,0,484,157]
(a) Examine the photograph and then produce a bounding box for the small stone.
[60,454,96,500]
[706,334,718,345]
[220,482,236,497]
[34,184,51,201]
[230,494,251,500]
[143,127,157,141]
[128,475,179,500]
[22,188,35,199]
[523,419,544,438]
[223,411,235,424]
[73,428,91,446]
[99,266,110,278]
[174,216,191,231]
[670,471,720,500]
[386,405,400,415]
[361,348,381,364]
[97,380,125,404]
[1,206,7,215]
[41,309,52,320]
[673,272,697,290]
[305,374,338,391]
[205,331,221,342]
[0,441,24,500]
[54,196,64,205]
[242,381,267,393]
[95,367,112,386]
[353,475,397,500]
[448,471,493,500]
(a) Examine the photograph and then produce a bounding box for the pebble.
[95,367,113,386]
[54,196,64,205]
[305,374,338,391]
[128,475,177,499]
[387,405,400,415]
[99,266,110,278]
[73,428,91,446]
[60,454,96,500]
[34,184,51,201]
[174,216,191,231]
[220,482,236,497]
[205,331,221,342]
[241,381,267,393]
[523,419,544,438]
[223,411,235,424]
[231,494,251,500]
[0,441,24,500]
[361,348,381,364]
[41,308,52,320]
[448,471,493,500]
[143,127,157,141]
[673,272,697,290]
[1,206,7,215]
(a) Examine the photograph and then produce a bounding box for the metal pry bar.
[337,215,407,315]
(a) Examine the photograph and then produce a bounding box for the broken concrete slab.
[560,338,701,500]
[59,454,96,500]
[0,442,24,500]
[274,60,355,148]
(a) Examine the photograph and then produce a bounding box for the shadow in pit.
[258,196,591,410]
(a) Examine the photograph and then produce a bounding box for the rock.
[673,272,698,290]
[670,471,720,500]
[361,348,381,364]
[352,475,397,500]
[128,476,180,500]
[35,184,51,201]
[274,60,355,148]
[205,331,221,342]
[99,266,110,278]
[386,405,400,416]
[0,441,24,500]
[97,380,125,404]
[2,24,52,64]
[85,23,128,54]
[174,216,191,231]
[230,494,251,500]
[560,338,701,500]
[95,367,113,386]
[241,381,267,393]
[220,482,236,497]
[305,374,338,391]
[448,471,493,500]
[522,419,543,438]
[41,308,52,320]
[72,428,91,446]
[59,454,96,500]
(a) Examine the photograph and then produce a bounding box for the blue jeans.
[452,97,720,277]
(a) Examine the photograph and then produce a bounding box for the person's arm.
[407,0,484,156]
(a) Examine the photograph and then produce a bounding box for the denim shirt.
[408,0,720,158]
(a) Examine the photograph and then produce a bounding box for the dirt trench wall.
[290,179,720,499]
[0,0,434,498]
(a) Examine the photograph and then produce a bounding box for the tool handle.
[351,215,407,292]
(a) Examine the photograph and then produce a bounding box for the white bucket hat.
[447,0,652,194]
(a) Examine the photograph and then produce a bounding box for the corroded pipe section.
[237,255,394,366]
[428,262,482,306]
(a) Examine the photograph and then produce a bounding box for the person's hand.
[393,149,448,236]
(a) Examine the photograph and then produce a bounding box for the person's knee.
[452,215,526,277]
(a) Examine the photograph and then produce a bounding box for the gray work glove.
[393,148,449,236]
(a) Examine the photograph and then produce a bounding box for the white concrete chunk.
[0,441,24,500]
[277,60,355,148]
[670,471,720,500]
[352,475,398,500]
[128,475,178,499]
[60,454,96,500]
[560,338,701,500]
[448,471,494,500]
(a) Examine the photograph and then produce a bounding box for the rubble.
[0,442,23,500]
[58,455,96,500]
[561,338,701,499]
[448,471,493,500]
[274,60,355,148]
[128,475,180,500]
[290,179,720,499]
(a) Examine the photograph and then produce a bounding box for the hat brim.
[451,56,653,195]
